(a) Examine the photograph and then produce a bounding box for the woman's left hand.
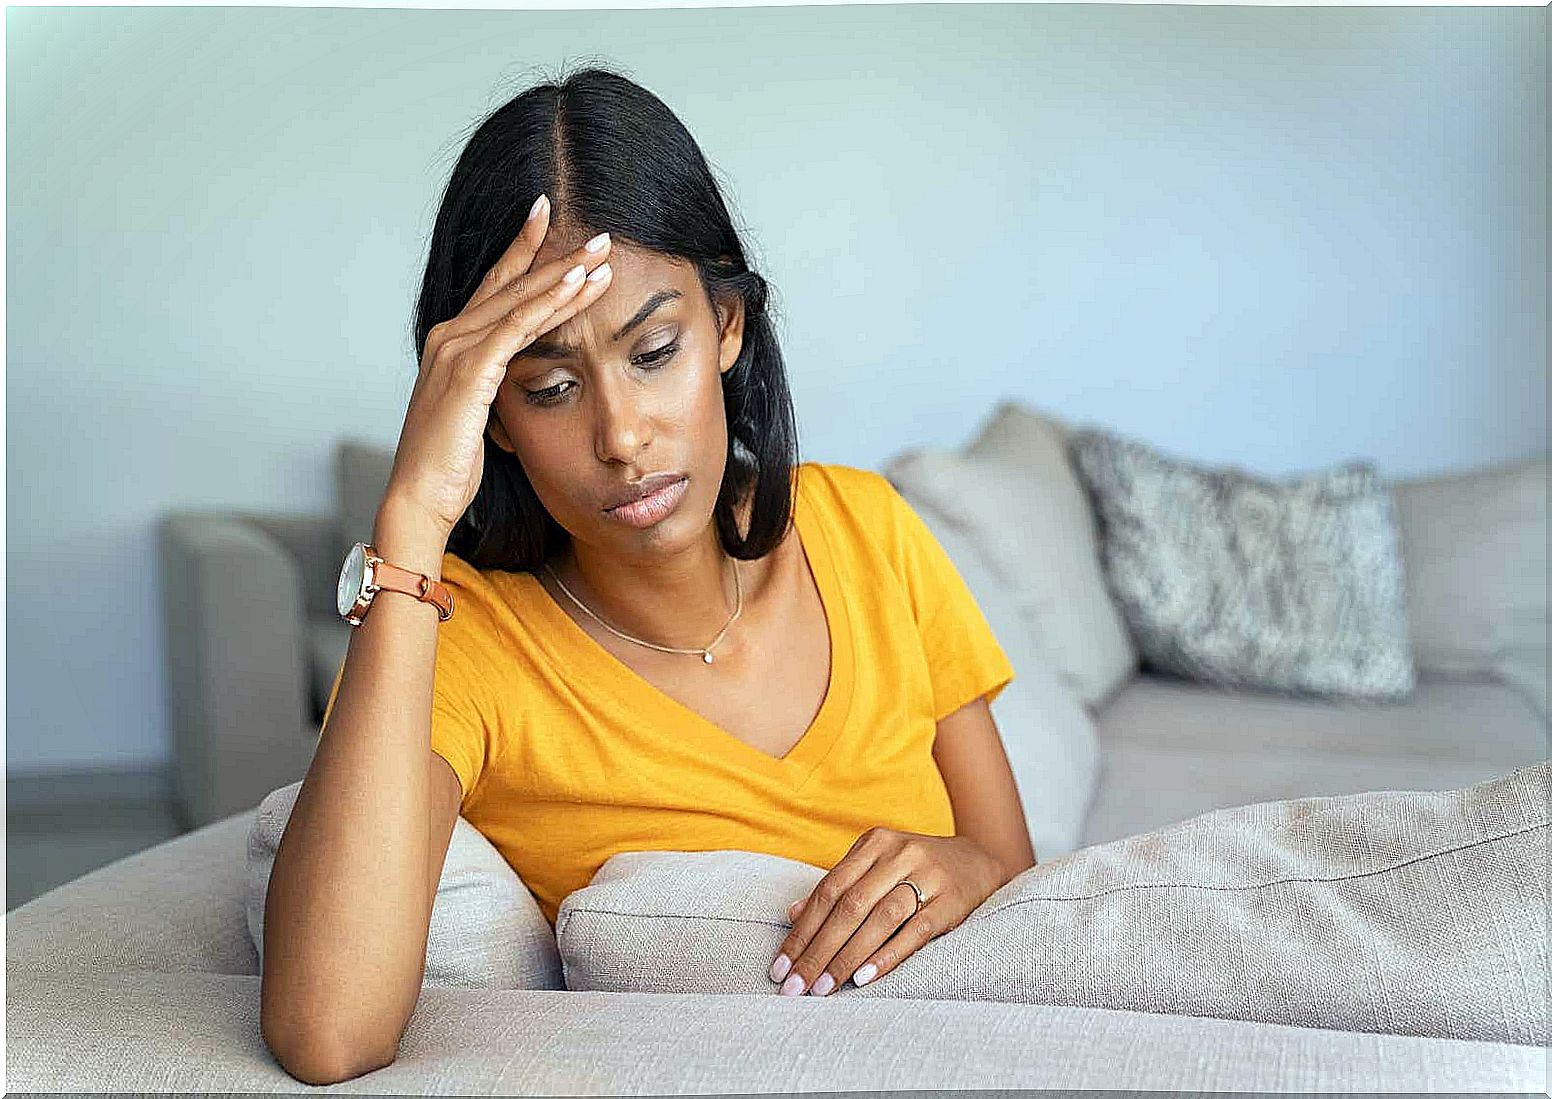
[769,828,1008,996]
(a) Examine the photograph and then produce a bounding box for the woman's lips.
[604,475,689,528]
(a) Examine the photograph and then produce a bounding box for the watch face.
[336,543,368,617]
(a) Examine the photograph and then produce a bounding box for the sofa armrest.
[240,513,341,620]
[6,811,260,978]
[158,512,319,829]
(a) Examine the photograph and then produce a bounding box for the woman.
[262,65,1035,1083]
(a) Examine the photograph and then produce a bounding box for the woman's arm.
[931,696,1038,881]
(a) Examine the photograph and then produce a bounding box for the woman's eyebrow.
[517,288,683,359]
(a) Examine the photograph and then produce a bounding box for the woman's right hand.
[381,194,615,539]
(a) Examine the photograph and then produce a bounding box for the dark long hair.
[412,65,800,572]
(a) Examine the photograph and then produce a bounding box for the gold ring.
[898,878,927,915]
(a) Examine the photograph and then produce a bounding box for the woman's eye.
[525,381,573,407]
[633,340,680,368]
[523,342,679,408]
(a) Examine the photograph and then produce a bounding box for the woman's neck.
[545,535,739,651]
[543,489,775,653]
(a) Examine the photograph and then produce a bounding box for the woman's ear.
[716,294,746,377]
[487,412,516,456]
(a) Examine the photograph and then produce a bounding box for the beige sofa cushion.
[885,403,1137,710]
[556,761,1548,1046]
[900,490,1099,858]
[1392,454,1548,722]
[245,781,562,990]
[1083,672,1549,846]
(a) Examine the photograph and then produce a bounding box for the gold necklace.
[543,556,743,665]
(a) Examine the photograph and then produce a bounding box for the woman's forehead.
[528,246,701,352]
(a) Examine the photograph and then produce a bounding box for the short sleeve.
[316,586,492,806]
[426,617,492,803]
[879,474,1016,721]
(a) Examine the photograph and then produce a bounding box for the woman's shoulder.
[794,461,921,569]
[438,550,498,600]
[795,460,902,518]
[435,552,535,635]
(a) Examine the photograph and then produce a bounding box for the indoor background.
[5,3,1546,904]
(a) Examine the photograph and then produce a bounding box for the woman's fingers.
[842,897,941,988]
[783,859,934,997]
[462,259,614,381]
[464,193,550,314]
[461,232,612,339]
[771,831,996,997]
[770,851,876,992]
[820,880,934,990]
[770,829,921,996]
[439,191,615,355]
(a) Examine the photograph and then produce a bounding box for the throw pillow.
[964,397,1076,472]
[556,761,1548,1047]
[245,780,563,990]
[885,434,1137,710]
[899,488,1100,858]
[1391,454,1549,723]
[1069,428,1416,701]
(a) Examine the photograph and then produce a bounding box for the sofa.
[8,401,1546,1091]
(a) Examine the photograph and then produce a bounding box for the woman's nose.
[592,382,652,464]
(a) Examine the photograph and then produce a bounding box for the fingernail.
[563,263,585,285]
[780,972,806,996]
[810,973,835,997]
[769,953,791,982]
[527,193,547,221]
[586,263,611,283]
[585,231,610,253]
[853,963,877,986]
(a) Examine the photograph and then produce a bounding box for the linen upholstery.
[1069,427,1416,701]
[7,972,1542,1093]
[7,812,261,978]
[557,762,1548,1046]
[8,794,1545,1093]
[245,780,562,990]
[899,487,1100,857]
[1083,670,1549,845]
[1392,453,1549,723]
[961,399,1140,707]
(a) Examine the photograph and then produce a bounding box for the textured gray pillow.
[1069,428,1415,701]
[556,762,1548,1046]
[246,780,563,990]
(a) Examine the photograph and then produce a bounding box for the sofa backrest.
[334,439,398,569]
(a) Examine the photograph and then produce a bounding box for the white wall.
[5,5,1546,773]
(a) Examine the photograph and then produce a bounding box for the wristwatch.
[336,542,454,627]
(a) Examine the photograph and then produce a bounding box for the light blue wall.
[7,5,1546,773]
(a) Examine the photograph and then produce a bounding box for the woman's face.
[486,232,746,556]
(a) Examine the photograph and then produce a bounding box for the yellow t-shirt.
[321,460,1013,928]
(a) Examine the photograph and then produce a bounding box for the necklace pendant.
[703,651,715,664]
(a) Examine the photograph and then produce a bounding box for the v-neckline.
[513,464,856,790]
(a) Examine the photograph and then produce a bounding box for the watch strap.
[368,554,455,621]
